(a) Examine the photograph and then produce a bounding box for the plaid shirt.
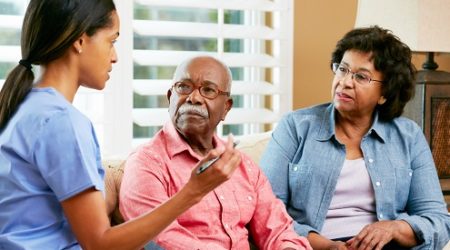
[120,122,311,250]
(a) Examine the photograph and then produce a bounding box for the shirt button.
[293,167,298,171]
[375,181,381,186]
[219,195,225,200]
[368,158,374,163]
[409,172,412,176]
[379,213,384,219]
[224,224,229,229]
[247,196,252,201]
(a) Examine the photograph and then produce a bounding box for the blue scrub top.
[0,87,104,249]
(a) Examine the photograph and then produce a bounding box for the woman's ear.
[73,35,86,54]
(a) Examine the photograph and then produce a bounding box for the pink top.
[321,158,377,239]
[119,122,311,250]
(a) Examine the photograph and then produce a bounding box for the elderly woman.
[260,26,450,250]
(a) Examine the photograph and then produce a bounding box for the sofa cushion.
[235,131,272,165]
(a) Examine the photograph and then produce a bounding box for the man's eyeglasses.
[172,81,230,99]
[332,63,384,85]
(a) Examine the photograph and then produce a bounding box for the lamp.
[354,0,450,71]
[355,0,450,208]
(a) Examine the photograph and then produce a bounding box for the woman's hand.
[185,134,242,202]
[346,221,398,250]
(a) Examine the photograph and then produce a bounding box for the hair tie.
[19,59,32,70]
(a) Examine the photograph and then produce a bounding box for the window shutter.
[127,0,294,148]
[0,0,294,157]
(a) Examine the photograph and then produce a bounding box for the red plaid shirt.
[120,122,311,250]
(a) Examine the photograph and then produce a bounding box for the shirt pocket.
[233,191,257,224]
[288,162,312,208]
[177,192,218,231]
[394,167,413,210]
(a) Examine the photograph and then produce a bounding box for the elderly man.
[119,56,311,250]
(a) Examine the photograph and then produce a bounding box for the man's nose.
[186,88,204,104]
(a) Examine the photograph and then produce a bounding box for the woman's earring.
[378,96,386,105]
[78,49,82,54]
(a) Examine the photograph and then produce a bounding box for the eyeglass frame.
[171,80,231,100]
[332,63,384,85]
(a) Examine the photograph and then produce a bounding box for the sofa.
[103,132,450,250]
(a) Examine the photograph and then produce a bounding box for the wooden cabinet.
[403,70,450,210]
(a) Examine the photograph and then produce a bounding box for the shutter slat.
[134,0,286,11]
[0,46,21,63]
[133,80,171,95]
[134,20,284,40]
[134,50,280,67]
[0,15,23,29]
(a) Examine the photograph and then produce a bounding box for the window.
[0,0,27,87]
[0,0,109,155]
[0,0,294,158]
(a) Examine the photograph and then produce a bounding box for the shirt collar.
[315,103,385,143]
[368,111,386,143]
[315,104,336,141]
[163,122,224,160]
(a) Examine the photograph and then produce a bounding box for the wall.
[293,0,450,110]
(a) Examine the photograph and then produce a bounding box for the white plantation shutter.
[0,0,294,157]
[123,0,294,149]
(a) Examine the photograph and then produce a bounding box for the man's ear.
[221,98,233,120]
[167,89,172,103]
[226,97,233,111]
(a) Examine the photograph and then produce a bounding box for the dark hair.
[331,25,416,121]
[0,0,116,130]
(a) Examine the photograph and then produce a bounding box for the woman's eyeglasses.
[332,63,384,85]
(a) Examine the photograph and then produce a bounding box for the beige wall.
[293,0,450,110]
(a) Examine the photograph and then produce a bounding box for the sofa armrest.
[103,159,126,225]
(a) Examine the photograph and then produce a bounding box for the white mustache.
[178,104,209,117]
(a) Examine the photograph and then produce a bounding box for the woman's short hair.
[331,25,416,121]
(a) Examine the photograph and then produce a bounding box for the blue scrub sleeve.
[32,110,104,201]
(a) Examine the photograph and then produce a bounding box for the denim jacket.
[260,103,450,250]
